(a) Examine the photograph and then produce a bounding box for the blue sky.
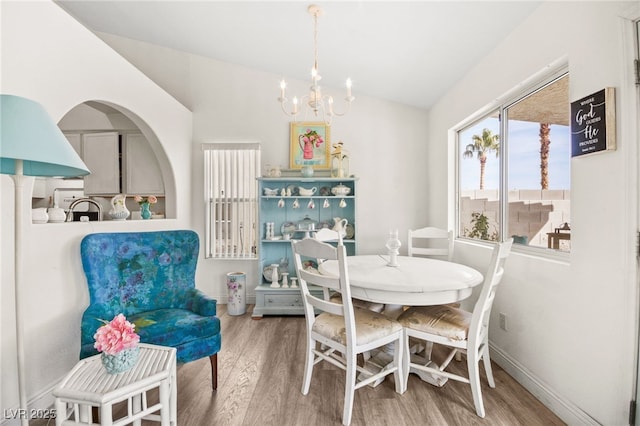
[459,118,570,191]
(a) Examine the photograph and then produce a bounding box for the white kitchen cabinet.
[123,133,165,195]
[82,132,121,195]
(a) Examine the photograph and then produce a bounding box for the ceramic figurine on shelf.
[269,264,280,288]
[331,141,350,178]
[332,217,348,238]
[108,194,130,221]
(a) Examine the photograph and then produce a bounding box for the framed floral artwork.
[289,122,330,169]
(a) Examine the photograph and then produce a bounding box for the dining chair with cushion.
[292,237,405,425]
[315,230,384,313]
[408,226,454,261]
[397,238,513,418]
[79,230,221,390]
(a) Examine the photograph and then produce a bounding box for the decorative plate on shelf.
[281,221,296,236]
[319,186,330,196]
[345,223,355,239]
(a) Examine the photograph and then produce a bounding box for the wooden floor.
[44,304,566,425]
[176,305,564,425]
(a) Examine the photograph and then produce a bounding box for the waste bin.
[226,272,246,316]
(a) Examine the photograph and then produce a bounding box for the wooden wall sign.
[570,87,616,157]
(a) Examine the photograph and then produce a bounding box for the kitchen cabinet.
[123,133,165,195]
[252,177,357,318]
[61,132,165,197]
[82,132,121,195]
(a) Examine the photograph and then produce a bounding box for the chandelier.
[278,4,354,126]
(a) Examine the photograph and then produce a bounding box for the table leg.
[409,353,448,387]
[54,399,65,426]
[170,360,177,426]
[100,403,113,426]
[159,379,170,426]
[79,404,92,424]
[132,393,142,426]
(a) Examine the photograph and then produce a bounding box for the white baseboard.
[490,342,599,425]
[1,378,58,426]
[2,296,256,426]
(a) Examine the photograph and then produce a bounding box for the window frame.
[453,63,570,262]
[203,141,261,260]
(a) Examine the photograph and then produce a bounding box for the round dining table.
[318,254,484,306]
[318,254,484,388]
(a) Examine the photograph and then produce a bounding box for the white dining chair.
[315,229,384,313]
[397,238,513,418]
[291,238,405,425]
[408,227,454,261]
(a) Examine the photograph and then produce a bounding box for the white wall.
[0,1,193,419]
[98,33,430,307]
[2,1,638,425]
[428,2,638,425]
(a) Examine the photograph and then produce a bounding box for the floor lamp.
[0,95,90,426]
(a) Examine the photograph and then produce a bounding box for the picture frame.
[289,122,330,169]
[570,87,616,157]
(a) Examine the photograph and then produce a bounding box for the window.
[457,71,570,252]
[203,143,261,259]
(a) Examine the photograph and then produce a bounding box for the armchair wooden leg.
[210,354,218,391]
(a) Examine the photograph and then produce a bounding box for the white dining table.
[318,254,484,388]
[318,254,484,307]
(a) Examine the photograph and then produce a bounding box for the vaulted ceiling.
[55,1,541,110]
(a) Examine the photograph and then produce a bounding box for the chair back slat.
[292,238,354,322]
[408,227,454,261]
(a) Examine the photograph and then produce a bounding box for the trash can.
[226,272,246,316]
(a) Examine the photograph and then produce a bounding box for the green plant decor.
[466,212,498,241]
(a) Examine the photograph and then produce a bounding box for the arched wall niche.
[45,100,177,219]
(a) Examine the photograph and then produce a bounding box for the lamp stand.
[12,159,29,426]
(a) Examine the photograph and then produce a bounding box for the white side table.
[53,343,177,426]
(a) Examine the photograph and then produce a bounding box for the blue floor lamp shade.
[1,94,90,177]
[1,94,90,425]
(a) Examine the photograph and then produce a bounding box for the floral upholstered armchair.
[79,230,221,389]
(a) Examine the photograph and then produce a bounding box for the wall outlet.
[499,313,508,331]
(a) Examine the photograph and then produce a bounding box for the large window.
[457,71,570,252]
[204,143,261,259]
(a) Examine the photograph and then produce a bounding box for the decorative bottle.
[385,229,401,267]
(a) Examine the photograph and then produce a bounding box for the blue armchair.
[79,230,221,389]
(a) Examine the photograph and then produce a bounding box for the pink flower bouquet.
[94,314,140,355]
[134,195,158,205]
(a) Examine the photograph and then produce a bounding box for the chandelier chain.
[278,4,354,126]
[313,9,319,75]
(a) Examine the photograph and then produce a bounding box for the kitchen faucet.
[65,198,103,222]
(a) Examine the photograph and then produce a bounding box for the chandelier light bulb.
[277,4,354,126]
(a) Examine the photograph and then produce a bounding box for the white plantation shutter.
[203,142,260,259]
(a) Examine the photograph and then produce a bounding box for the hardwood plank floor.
[42,305,566,425]
[175,305,565,425]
